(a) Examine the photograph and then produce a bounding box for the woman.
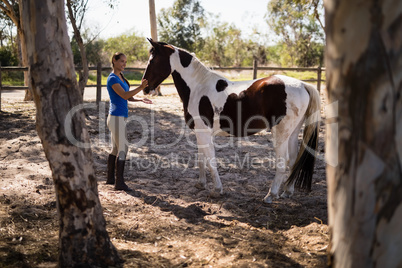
[106,52,152,191]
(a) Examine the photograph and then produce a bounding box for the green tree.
[67,0,90,95]
[265,44,281,65]
[0,8,15,47]
[71,29,106,66]
[0,9,18,65]
[85,38,106,66]
[199,20,253,67]
[0,44,17,65]
[201,22,233,67]
[243,40,268,66]
[266,0,324,66]
[158,0,205,53]
[103,33,149,64]
[224,26,248,67]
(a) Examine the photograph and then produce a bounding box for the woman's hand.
[140,79,148,89]
[141,98,153,104]
[128,97,153,104]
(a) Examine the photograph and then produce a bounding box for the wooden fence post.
[96,62,102,105]
[149,0,158,42]
[253,59,258,80]
[317,65,322,92]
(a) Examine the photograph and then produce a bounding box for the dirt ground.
[0,86,329,267]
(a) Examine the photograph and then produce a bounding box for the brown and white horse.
[143,39,321,203]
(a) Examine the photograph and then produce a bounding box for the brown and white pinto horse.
[143,39,321,203]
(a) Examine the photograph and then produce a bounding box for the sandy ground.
[0,85,329,267]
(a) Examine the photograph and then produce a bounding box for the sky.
[85,0,270,40]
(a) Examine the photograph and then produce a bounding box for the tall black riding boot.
[106,154,116,185]
[115,159,132,191]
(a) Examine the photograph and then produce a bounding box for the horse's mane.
[178,48,226,84]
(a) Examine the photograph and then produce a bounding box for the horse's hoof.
[263,196,273,203]
[280,191,293,199]
[263,193,278,203]
[216,187,223,195]
[209,190,222,198]
[195,182,206,190]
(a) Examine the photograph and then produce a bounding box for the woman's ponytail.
[120,72,130,88]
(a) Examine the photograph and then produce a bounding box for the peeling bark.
[19,1,122,267]
[325,0,402,267]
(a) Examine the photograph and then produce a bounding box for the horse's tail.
[285,82,321,191]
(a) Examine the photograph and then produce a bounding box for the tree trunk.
[0,0,32,100]
[19,1,122,267]
[67,0,89,96]
[325,0,402,267]
[18,27,32,101]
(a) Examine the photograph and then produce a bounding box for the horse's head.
[143,38,175,95]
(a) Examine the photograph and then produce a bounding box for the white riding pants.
[107,114,128,160]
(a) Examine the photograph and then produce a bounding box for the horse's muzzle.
[143,86,157,96]
[143,86,152,95]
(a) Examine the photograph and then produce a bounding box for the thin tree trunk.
[19,1,122,266]
[18,27,31,101]
[325,0,402,267]
[67,0,89,96]
[0,0,32,100]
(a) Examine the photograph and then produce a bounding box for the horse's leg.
[281,119,303,198]
[194,129,223,194]
[195,148,207,190]
[263,139,289,203]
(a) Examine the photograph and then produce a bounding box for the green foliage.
[86,39,106,66]
[0,8,17,49]
[0,45,18,66]
[200,22,240,66]
[70,24,148,67]
[224,27,249,67]
[198,21,267,67]
[295,40,324,67]
[122,71,143,81]
[266,0,325,66]
[0,45,23,85]
[70,27,108,66]
[71,38,81,66]
[158,0,205,53]
[265,45,281,65]
[103,33,149,64]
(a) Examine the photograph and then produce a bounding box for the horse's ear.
[147,38,174,54]
[147,38,159,48]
